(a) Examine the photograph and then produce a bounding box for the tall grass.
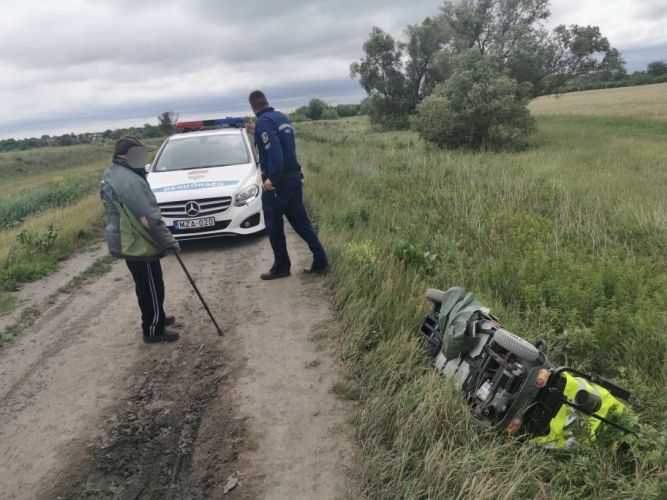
[0,194,103,292]
[0,143,108,180]
[0,177,101,228]
[299,116,667,499]
[0,143,112,296]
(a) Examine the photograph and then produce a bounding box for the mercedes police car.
[147,118,265,240]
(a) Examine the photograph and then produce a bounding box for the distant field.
[531,82,667,120]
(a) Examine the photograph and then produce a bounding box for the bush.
[336,104,361,117]
[0,225,60,291]
[412,94,450,148]
[367,94,412,130]
[320,108,340,120]
[415,51,535,151]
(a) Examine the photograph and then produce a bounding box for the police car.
[147,118,265,240]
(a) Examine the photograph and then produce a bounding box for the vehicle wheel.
[426,288,447,305]
[493,329,540,363]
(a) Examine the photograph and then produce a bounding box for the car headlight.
[234,184,260,207]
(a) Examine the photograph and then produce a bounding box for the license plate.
[175,217,216,230]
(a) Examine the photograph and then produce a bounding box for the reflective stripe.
[278,124,294,133]
[146,263,159,337]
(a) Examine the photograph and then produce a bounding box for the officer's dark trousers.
[262,182,327,272]
[126,259,166,338]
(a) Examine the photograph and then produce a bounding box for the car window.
[154,134,250,172]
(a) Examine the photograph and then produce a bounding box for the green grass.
[0,292,16,315]
[0,143,111,297]
[0,177,101,228]
[298,116,667,499]
[0,143,109,180]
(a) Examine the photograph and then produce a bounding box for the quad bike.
[420,288,636,448]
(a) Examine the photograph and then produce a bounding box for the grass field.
[0,144,110,302]
[531,82,667,121]
[298,109,667,498]
[1,86,667,497]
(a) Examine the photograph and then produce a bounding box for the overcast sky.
[2,1,666,139]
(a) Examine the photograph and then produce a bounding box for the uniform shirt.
[254,107,301,186]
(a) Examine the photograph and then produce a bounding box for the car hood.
[147,163,257,203]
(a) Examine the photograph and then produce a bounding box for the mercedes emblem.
[185,201,200,217]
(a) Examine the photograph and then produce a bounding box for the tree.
[404,17,452,102]
[647,61,667,77]
[351,0,622,140]
[415,50,534,151]
[351,27,413,128]
[158,111,179,135]
[306,99,329,121]
[536,25,622,93]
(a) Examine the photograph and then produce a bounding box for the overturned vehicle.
[420,287,635,449]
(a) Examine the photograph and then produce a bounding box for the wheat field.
[531,82,667,120]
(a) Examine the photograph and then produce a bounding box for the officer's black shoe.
[165,316,176,326]
[304,264,329,275]
[143,329,180,344]
[260,269,291,281]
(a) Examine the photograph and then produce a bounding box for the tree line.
[0,121,167,153]
[289,99,365,122]
[350,0,627,150]
[555,59,667,94]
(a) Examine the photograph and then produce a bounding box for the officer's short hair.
[249,90,269,110]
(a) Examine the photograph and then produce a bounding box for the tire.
[492,329,540,363]
[426,288,447,305]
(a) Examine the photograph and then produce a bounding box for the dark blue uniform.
[254,107,328,272]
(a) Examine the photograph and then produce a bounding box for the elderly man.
[100,136,181,343]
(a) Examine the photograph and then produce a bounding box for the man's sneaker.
[260,269,291,281]
[143,329,180,344]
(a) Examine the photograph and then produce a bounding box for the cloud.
[2,0,667,138]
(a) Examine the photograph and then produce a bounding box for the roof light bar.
[175,117,246,132]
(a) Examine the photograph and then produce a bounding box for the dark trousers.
[126,259,166,338]
[262,182,328,272]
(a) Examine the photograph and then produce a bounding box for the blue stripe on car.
[153,181,240,193]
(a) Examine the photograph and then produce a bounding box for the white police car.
[147,119,265,240]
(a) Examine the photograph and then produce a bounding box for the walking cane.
[174,253,224,337]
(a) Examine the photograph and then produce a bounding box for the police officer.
[248,90,329,280]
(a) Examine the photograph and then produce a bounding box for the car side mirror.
[145,163,151,173]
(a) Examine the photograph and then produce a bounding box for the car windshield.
[154,134,250,172]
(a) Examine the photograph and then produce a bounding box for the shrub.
[320,107,340,121]
[415,51,535,151]
[412,94,450,148]
[367,94,412,130]
[335,104,361,117]
[0,225,60,290]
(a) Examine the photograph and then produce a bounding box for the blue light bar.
[176,117,246,131]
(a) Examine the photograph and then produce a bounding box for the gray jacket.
[100,160,178,260]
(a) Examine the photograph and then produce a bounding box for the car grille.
[159,196,233,219]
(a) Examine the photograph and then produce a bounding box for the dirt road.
[0,230,353,500]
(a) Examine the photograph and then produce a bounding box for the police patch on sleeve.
[261,132,270,144]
